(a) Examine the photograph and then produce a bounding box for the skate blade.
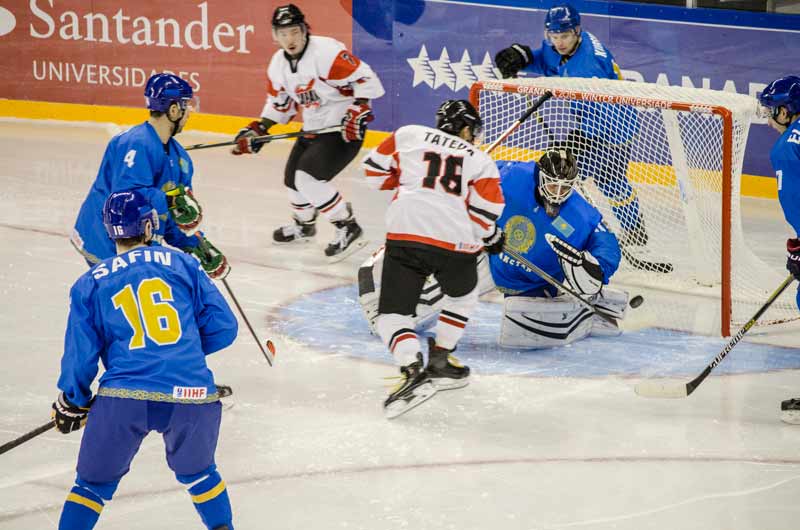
[431,377,470,391]
[327,238,369,264]
[272,237,315,246]
[384,383,437,420]
[781,410,800,425]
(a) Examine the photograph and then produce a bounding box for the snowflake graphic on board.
[407,45,500,92]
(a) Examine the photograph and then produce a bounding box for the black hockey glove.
[495,44,533,79]
[232,120,268,155]
[51,392,91,434]
[483,226,505,255]
[787,238,800,281]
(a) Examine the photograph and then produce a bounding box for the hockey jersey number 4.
[362,125,504,253]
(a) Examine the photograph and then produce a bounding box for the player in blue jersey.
[71,72,229,280]
[52,190,238,530]
[494,4,650,252]
[491,151,627,348]
[757,75,800,424]
[358,149,628,349]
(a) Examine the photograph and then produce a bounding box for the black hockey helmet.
[538,149,579,216]
[272,4,306,29]
[435,99,483,140]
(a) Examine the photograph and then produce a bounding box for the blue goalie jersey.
[72,122,200,264]
[523,31,622,80]
[57,245,238,408]
[489,161,621,296]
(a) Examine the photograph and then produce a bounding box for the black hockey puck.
[630,295,644,308]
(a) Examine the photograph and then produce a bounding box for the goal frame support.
[469,81,735,336]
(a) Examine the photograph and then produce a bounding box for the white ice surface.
[1,121,800,530]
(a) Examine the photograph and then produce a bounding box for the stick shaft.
[221,278,274,366]
[184,126,343,151]
[0,421,55,456]
[484,91,553,155]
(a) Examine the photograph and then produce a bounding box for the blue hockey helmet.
[544,4,581,33]
[759,75,800,117]
[102,190,159,240]
[144,73,193,113]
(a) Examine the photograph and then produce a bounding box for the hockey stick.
[183,126,343,151]
[484,91,553,155]
[0,421,54,456]
[501,245,619,326]
[221,277,275,366]
[634,274,796,399]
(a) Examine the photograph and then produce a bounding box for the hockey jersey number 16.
[362,125,504,254]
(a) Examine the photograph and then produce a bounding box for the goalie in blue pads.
[359,149,628,349]
[53,190,238,530]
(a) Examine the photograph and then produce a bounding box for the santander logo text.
[0,6,16,37]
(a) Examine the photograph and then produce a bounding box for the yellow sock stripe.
[65,493,103,514]
[191,480,227,504]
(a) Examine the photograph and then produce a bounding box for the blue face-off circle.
[274,285,800,377]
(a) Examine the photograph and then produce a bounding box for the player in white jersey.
[232,4,385,261]
[362,100,505,418]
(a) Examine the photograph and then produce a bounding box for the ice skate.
[384,354,436,419]
[425,337,470,391]
[781,398,800,424]
[273,212,317,244]
[325,203,366,262]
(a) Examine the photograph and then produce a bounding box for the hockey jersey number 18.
[362,125,504,254]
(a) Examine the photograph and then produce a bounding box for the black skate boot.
[425,337,470,391]
[325,203,365,262]
[781,398,800,424]
[273,212,317,244]
[384,353,437,419]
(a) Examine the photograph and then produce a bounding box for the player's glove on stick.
[166,185,202,236]
[787,238,800,281]
[185,237,231,280]
[494,44,533,79]
[545,233,604,296]
[341,102,373,142]
[483,226,505,255]
[232,120,268,155]
[51,392,90,434]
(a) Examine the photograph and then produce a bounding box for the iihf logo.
[406,45,501,92]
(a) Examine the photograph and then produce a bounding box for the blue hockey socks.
[180,469,233,530]
[58,485,105,530]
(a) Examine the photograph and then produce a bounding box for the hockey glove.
[341,101,373,142]
[483,226,505,255]
[185,236,231,280]
[51,392,91,434]
[166,185,203,236]
[494,44,533,79]
[545,233,604,296]
[232,120,268,155]
[787,238,800,281]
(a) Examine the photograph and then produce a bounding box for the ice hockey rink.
[2,119,800,530]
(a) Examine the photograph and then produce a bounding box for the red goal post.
[470,77,796,337]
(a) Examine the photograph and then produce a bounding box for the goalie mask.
[537,149,579,217]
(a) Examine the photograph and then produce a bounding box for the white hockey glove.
[545,233,603,296]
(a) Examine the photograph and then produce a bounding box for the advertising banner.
[0,0,353,117]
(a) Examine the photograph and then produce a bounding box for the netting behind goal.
[470,77,797,336]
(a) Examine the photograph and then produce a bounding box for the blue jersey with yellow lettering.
[769,120,800,236]
[72,122,200,264]
[489,161,621,295]
[57,245,238,408]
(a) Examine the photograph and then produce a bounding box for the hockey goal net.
[471,77,797,337]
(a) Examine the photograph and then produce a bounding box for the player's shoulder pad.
[583,32,609,59]
[309,35,348,70]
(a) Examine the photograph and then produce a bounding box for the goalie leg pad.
[500,295,593,349]
[590,287,628,337]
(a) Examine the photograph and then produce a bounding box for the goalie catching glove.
[166,185,202,235]
[232,120,269,155]
[545,233,604,296]
[51,392,91,434]
[341,101,373,142]
[494,44,533,79]
[184,236,231,280]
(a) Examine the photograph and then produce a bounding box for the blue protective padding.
[276,285,800,378]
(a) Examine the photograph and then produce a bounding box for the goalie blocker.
[358,245,628,350]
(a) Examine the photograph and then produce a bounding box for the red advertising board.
[0,1,353,117]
